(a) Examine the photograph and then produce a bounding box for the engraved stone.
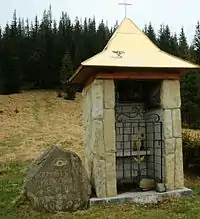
[24,147,91,212]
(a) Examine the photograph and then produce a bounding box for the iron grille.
[115,103,164,191]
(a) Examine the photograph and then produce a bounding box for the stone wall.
[161,80,184,190]
[82,79,117,198]
[83,78,184,198]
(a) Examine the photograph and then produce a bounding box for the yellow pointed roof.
[70,18,199,84]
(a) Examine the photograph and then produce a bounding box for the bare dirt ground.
[0,91,83,163]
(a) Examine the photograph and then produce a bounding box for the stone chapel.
[69,18,199,199]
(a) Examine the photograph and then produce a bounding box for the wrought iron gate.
[115,103,164,190]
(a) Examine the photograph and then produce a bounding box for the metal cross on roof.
[118,0,132,18]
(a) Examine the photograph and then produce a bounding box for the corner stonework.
[161,80,184,190]
[83,79,117,198]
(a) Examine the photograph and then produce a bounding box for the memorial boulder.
[24,147,91,212]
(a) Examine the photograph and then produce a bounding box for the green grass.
[1,91,200,218]
[1,163,200,219]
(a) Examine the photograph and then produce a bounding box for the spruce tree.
[158,24,171,53]
[1,10,21,94]
[1,4,200,113]
[181,70,200,128]
[73,18,83,68]
[193,21,200,64]
[143,24,148,34]
[179,27,189,60]
[146,22,157,45]
[181,21,200,127]
[60,50,75,100]
[169,33,179,56]
[96,20,110,51]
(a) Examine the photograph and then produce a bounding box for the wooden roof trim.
[95,72,180,80]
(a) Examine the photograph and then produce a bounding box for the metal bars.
[115,103,164,190]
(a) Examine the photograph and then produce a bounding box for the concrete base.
[90,188,192,206]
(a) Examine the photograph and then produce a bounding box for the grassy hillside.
[0,91,83,163]
[1,90,200,164]
[1,91,200,218]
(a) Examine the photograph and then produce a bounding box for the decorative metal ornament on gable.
[69,18,200,199]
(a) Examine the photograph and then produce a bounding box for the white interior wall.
[116,103,164,182]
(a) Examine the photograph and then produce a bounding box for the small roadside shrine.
[69,18,199,198]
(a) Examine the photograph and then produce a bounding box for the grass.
[1,163,200,219]
[1,90,200,218]
[0,91,84,163]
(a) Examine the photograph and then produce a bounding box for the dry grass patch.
[1,90,200,163]
[0,91,83,163]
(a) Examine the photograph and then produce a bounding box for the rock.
[139,178,155,191]
[24,147,91,212]
[156,183,166,193]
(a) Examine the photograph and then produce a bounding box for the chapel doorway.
[115,80,164,193]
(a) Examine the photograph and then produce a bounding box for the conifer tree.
[181,21,200,127]
[158,24,171,53]
[1,5,200,127]
[181,70,200,128]
[146,22,157,45]
[193,21,200,64]
[179,27,189,60]
[60,50,75,100]
[170,33,179,56]
[143,24,148,34]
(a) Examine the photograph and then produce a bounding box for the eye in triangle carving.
[112,50,125,59]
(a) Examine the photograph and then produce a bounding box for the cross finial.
[118,0,132,18]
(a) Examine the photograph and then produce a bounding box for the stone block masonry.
[161,80,184,190]
[82,79,117,198]
[83,78,185,198]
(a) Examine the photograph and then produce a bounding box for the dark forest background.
[1,7,200,128]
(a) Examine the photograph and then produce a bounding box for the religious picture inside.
[115,80,164,193]
[115,80,161,108]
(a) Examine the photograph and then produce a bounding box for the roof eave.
[68,65,84,83]
[69,64,200,85]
